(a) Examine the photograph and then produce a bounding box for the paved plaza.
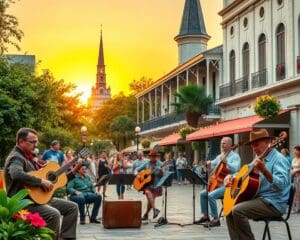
[77,184,300,240]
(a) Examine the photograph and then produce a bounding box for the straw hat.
[148,149,160,157]
[246,129,273,145]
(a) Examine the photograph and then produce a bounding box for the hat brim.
[245,136,273,145]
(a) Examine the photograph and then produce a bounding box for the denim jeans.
[200,186,225,218]
[116,184,125,196]
[69,193,102,220]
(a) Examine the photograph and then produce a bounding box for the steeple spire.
[98,25,105,66]
[174,0,211,64]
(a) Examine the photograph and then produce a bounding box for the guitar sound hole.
[47,172,57,183]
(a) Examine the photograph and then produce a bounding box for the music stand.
[154,171,181,227]
[179,168,207,226]
[108,174,135,186]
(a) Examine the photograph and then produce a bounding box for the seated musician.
[67,164,102,225]
[224,129,291,240]
[197,137,241,227]
[134,149,163,220]
[4,128,78,240]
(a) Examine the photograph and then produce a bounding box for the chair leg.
[262,221,271,240]
[266,223,271,240]
[218,207,223,219]
[85,204,92,221]
[284,221,292,240]
[262,222,267,240]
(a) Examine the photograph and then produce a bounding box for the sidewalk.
[77,184,300,240]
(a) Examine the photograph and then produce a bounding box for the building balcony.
[139,104,220,132]
[220,82,234,99]
[234,75,249,94]
[251,69,267,89]
[297,56,300,74]
[276,63,285,81]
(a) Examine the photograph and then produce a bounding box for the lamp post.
[135,126,141,152]
[80,126,88,147]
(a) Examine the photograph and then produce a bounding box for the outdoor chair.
[254,185,295,240]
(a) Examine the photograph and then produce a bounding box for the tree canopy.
[0,0,24,54]
[129,76,154,95]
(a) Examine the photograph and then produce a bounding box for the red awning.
[158,133,181,146]
[186,115,264,141]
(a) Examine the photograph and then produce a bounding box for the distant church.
[88,31,111,110]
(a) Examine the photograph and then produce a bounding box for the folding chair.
[254,185,295,240]
[85,203,92,222]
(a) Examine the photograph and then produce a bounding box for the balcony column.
[206,59,210,96]
[196,67,199,85]
[149,92,152,119]
[186,70,189,85]
[290,107,300,150]
[177,75,179,91]
[155,88,157,117]
[142,95,145,122]
[161,84,164,115]
[137,97,139,124]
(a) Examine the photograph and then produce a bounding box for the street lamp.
[80,126,88,147]
[135,126,141,152]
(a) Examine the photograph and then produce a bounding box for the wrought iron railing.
[234,75,249,94]
[220,83,234,99]
[276,63,285,81]
[251,69,267,89]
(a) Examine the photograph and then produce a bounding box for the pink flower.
[26,212,47,227]
[13,209,30,221]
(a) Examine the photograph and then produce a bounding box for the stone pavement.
[77,184,300,240]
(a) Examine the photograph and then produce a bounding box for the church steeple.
[174,0,211,64]
[89,28,111,110]
[96,29,106,89]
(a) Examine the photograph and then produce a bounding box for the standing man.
[134,149,164,220]
[4,128,78,240]
[67,164,102,225]
[133,151,148,172]
[42,140,65,165]
[176,153,187,184]
[224,129,291,240]
[197,137,241,227]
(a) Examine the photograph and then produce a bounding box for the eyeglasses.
[25,139,39,145]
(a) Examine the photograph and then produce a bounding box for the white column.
[177,75,179,90]
[149,92,152,119]
[196,67,199,85]
[155,88,157,117]
[186,70,189,85]
[161,84,164,115]
[137,97,139,124]
[206,59,210,96]
[142,96,145,122]
[290,108,300,150]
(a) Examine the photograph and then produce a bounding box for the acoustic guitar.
[208,144,239,192]
[133,161,169,191]
[223,132,287,216]
[25,147,90,205]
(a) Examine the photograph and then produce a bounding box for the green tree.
[129,76,154,95]
[91,92,136,140]
[110,115,135,150]
[0,0,24,54]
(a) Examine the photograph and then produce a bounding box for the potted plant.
[0,189,54,239]
[141,138,151,149]
[172,85,213,127]
[254,95,281,120]
[179,126,197,139]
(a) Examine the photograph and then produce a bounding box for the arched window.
[229,50,235,83]
[276,23,285,65]
[276,23,285,79]
[258,34,266,70]
[242,42,249,76]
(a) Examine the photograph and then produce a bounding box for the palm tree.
[172,85,213,127]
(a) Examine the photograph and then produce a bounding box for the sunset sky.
[9,0,223,103]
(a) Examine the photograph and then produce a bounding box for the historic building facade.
[89,31,111,110]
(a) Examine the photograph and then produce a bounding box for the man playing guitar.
[4,128,78,240]
[224,129,291,240]
[134,149,164,221]
[197,137,241,227]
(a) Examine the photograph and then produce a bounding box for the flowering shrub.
[254,95,281,120]
[0,189,54,240]
[179,126,197,138]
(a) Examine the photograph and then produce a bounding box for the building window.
[258,34,266,70]
[276,23,285,65]
[243,18,248,28]
[230,26,234,36]
[229,50,235,84]
[259,7,265,18]
[242,42,250,76]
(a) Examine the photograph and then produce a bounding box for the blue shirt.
[135,159,164,188]
[133,158,148,173]
[211,151,241,175]
[256,148,291,213]
[42,149,65,165]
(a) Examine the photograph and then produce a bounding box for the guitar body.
[25,162,68,205]
[208,163,228,192]
[133,168,152,191]
[223,164,260,216]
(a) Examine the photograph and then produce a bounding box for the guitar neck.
[55,158,78,176]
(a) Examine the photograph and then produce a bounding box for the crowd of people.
[2,127,300,240]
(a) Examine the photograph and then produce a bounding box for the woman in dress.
[112,153,127,199]
[291,145,300,213]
